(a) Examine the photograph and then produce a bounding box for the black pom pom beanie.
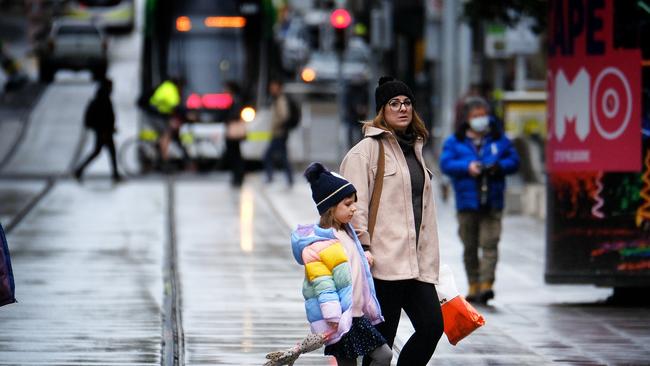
[374,76,415,113]
[304,162,357,215]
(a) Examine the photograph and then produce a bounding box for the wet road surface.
[2,175,648,365]
[1,3,649,364]
[0,182,164,365]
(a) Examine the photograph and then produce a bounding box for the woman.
[340,76,444,366]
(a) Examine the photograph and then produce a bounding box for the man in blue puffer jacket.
[440,96,519,304]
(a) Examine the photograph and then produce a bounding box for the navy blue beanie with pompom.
[304,162,357,215]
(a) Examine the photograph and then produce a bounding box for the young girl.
[290,162,393,366]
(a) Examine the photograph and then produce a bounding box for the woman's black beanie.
[374,76,415,113]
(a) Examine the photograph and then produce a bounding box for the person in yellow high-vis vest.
[149,79,181,116]
[148,78,190,165]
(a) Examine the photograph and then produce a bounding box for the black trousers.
[363,279,444,366]
[224,139,244,186]
[76,131,119,178]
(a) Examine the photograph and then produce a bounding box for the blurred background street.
[0,0,649,365]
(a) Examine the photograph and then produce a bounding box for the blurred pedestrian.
[74,78,122,183]
[263,79,293,187]
[340,76,444,366]
[439,96,520,304]
[148,76,190,167]
[224,81,245,187]
[290,162,392,366]
[0,39,27,93]
[343,80,369,149]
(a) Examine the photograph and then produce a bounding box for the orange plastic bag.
[441,295,485,345]
[436,265,485,345]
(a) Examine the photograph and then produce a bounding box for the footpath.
[262,175,648,366]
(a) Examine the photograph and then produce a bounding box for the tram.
[139,0,267,166]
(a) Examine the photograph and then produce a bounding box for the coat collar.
[364,126,389,138]
[364,125,424,141]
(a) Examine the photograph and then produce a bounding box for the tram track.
[162,177,184,365]
[2,94,187,362]
[0,84,45,172]
[1,93,87,235]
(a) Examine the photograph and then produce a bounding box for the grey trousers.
[457,210,503,284]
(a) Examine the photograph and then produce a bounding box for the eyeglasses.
[387,99,412,111]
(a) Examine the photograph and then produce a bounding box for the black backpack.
[285,96,301,131]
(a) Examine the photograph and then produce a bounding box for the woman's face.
[383,95,412,132]
[334,195,357,225]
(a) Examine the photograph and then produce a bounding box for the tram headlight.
[301,67,316,83]
[241,106,256,122]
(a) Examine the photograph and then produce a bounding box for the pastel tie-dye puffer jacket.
[291,223,383,345]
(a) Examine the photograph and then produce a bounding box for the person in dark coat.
[224,81,245,187]
[263,78,294,187]
[343,80,369,149]
[74,78,122,182]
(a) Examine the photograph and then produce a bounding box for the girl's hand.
[327,321,339,329]
[364,251,374,267]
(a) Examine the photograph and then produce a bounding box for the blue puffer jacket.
[440,123,519,211]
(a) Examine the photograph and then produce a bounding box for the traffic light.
[330,8,351,53]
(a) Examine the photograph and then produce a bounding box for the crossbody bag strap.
[368,137,385,241]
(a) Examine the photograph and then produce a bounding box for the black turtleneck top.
[395,130,425,244]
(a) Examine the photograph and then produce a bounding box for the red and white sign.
[546,0,641,172]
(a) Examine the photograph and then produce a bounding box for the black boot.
[477,282,495,304]
[73,168,83,182]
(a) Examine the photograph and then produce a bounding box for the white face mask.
[469,116,489,132]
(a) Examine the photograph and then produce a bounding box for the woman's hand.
[364,250,374,267]
[327,321,339,329]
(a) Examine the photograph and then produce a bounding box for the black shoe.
[112,175,123,183]
[73,169,83,182]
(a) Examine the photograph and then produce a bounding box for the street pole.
[337,49,345,162]
[331,8,351,161]
[369,1,393,119]
[439,0,457,154]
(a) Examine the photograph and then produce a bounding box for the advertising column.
[546,0,649,285]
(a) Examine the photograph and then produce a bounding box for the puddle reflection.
[240,187,254,253]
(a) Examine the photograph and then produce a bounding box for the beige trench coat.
[340,126,440,284]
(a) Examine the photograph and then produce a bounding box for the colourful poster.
[545,0,650,285]
[546,0,641,172]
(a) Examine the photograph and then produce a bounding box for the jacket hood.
[363,126,389,138]
[290,224,337,265]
